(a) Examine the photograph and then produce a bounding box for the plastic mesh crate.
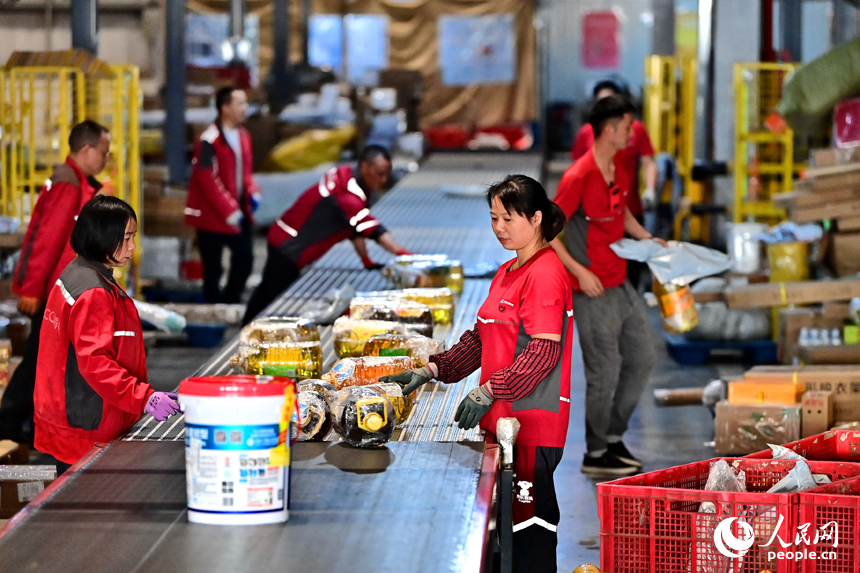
[598,458,860,573]
[797,475,860,573]
[746,431,860,462]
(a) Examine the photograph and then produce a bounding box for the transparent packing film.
[332,316,409,358]
[231,340,323,380]
[383,255,464,294]
[239,316,320,344]
[359,288,456,325]
[362,333,445,367]
[322,355,416,390]
[332,386,398,447]
[349,297,434,337]
[291,389,332,442]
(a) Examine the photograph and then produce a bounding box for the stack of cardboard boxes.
[715,365,860,454]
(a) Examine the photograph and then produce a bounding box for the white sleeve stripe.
[276,219,299,237]
[355,220,380,233]
[318,177,330,197]
[114,331,136,337]
[512,517,558,533]
[56,279,75,306]
[346,178,367,200]
[184,208,202,217]
[560,397,570,403]
[349,208,371,226]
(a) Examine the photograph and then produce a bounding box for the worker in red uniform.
[185,86,260,304]
[382,175,573,572]
[242,145,411,324]
[0,120,109,445]
[34,196,180,473]
[553,95,667,477]
[572,80,658,290]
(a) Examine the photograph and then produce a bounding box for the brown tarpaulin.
[185,0,536,126]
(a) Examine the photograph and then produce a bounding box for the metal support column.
[165,0,187,185]
[270,0,291,109]
[229,0,245,40]
[651,0,675,56]
[301,0,311,65]
[832,0,859,47]
[71,0,98,54]
[695,0,715,160]
[779,0,803,62]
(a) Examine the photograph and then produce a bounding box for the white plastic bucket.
[178,375,296,525]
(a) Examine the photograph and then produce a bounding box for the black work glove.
[454,385,494,430]
[380,365,435,395]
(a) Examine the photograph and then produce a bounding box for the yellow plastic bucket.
[767,242,810,283]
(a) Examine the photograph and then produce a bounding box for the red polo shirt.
[555,149,629,292]
[571,120,654,216]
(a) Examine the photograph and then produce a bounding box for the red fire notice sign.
[582,11,620,68]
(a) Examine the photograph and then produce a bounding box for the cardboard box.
[798,345,860,365]
[839,216,860,232]
[0,440,28,465]
[793,200,860,224]
[728,379,804,405]
[831,233,860,277]
[725,279,860,309]
[714,401,801,454]
[0,465,56,519]
[810,146,860,168]
[802,391,835,437]
[777,306,848,364]
[746,365,860,421]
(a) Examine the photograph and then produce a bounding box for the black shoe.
[581,452,639,477]
[607,441,643,468]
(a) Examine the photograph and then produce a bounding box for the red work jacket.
[13,157,99,301]
[34,257,153,464]
[186,122,259,234]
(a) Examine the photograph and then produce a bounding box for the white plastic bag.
[610,239,733,286]
[133,300,186,335]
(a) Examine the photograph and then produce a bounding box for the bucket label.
[186,422,287,514]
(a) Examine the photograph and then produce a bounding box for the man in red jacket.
[185,86,261,304]
[242,145,411,324]
[0,120,109,444]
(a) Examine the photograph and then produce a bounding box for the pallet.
[664,333,778,366]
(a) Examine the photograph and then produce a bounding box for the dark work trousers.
[626,214,647,291]
[242,244,301,325]
[511,445,564,573]
[0,306,45,443]
[197,218,254,304]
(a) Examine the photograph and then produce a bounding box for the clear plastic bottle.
[332,386,397,447]
[322,356,416,389]
[362,333,445,367]
[820,329,832,346]
[798,327,811,347]
[292,389,332,441]
[232,341,323,380]
[366,382,414,424]
[332,317,406,358]
[240,316,320,344]
[832,328,843,346]
[652,279,699,333]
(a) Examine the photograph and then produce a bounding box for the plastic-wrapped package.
[332,386,397,447]
[133,300,186,334]
[231,341,323,380]
[362,333,445,367]
[292,389,332,441]
[383,255,464,293]
[698,460,746,513]
[297,379,338,405]
[239,317,320,344]
[653,280,698,333]
[360,288,456,325]
[349,297,434,337]
[766,460,827,493]
[726,223,767,274]
[299,284,355,325]
[769,444,805,461]
[322,355,416,390]
[365,382,414,424]
[332,317,408,358]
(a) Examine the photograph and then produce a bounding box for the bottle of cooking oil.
[362,333,445,367]
[239,316,320,345]
[366,382,414,424]
[236,341,323,380]
[388,255,464,293]
[332,317,406,358]
[653,279,699,334]
[349,298,434,337]
[292,389,332,441]
[322,355,416,389]
[332,386,397,447]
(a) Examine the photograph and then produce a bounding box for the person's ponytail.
[542,201,566,241]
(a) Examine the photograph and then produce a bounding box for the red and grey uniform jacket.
[13,157,99,301]
[185,122,259,234]
[267,165,387,269]
[34,257,153,456]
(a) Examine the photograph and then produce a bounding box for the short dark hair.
[216,87,242,116]
[588,94,635,138]
[358,144,391,166]
[71,195,137,265]
[486,175,566,242]
[69,120,109,153]
[592,79,624,99]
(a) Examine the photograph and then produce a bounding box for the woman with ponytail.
[381,175,574,572]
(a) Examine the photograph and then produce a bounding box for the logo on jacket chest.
[44,309,60,331]
[498,298,515,313]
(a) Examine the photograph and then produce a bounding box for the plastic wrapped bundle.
[359,288,456,325]
[332,316,407,358]
[653,280,698,334]
[383,255,464,293]
[322,355,416,390]
[362,333,445,367]
[350,297,434,337]
[297,379,338,405]
[231,341,323,380]
[332,386,397,447]
[366,382,414,424]
[291,389,332,441]
[239,316,320,344]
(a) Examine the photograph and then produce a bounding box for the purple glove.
[145,392,180,421]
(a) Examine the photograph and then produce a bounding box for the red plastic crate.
[598,458,860,573]
[746,431,860,462]
[422,125,472,149]
[797,475,860,573]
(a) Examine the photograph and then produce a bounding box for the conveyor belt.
[0,440,498,573]
[125,152,541,444]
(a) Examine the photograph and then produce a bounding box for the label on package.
[17,481,44,503]
[186,423,287,514]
